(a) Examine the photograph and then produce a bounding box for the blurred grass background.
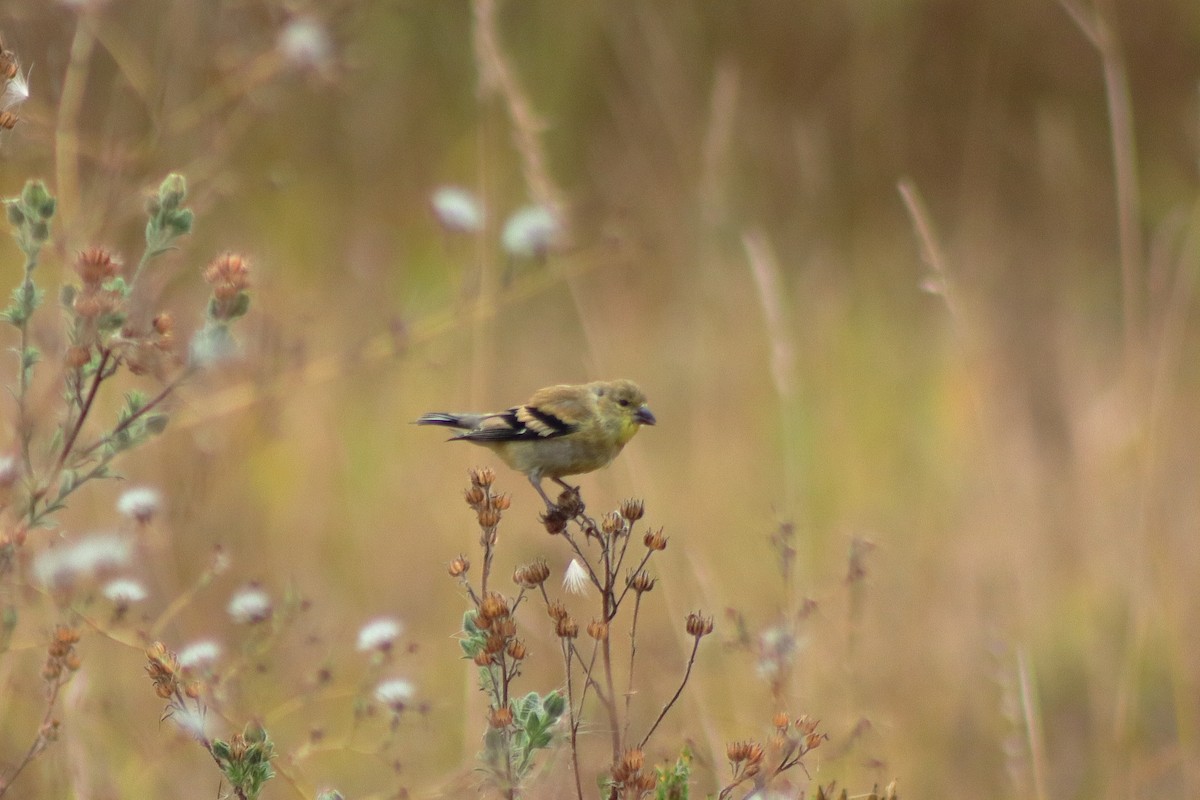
[2,0,1200,798]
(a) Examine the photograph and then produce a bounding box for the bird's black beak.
[636,406,656,426]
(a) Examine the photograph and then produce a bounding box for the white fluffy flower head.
[563,558,589,596]
[357,617,403,653]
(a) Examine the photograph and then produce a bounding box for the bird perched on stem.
[416,379,655,506]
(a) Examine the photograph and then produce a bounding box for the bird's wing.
[453,402,578,442]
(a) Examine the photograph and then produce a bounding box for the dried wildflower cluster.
[0,171,256,798]
[608,748,656,798]
[145,641,281,799]
[451,469,570,795]
[203,253,252,322]
[145,641,200,702]
[449,470,714,800]
[43,626,82,683]
[717,714,828,799]
[0,174,252,538]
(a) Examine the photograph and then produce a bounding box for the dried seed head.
[601,511,623,536]
[727,739,764,765]
[491,493,511,511]
[488,705,513,728]
[630,571,656,594]
[643,528,668,551]
[203,252,251,300]
[685,611,714,638]
[773,711,791,731]
[540,508,567,535]
[472,650,494,667]
[476,506,501,529]
[497,618,517,638]
[611,748,646,786]
[469,466,495,488]
[478,592,509,621]
[620,498,645,522]
[587,619,608,641]
[52,625,80,650]
[506,639,527,660]
[448,554,470,577]
[546,600,569,622]
[464,486,486,508]
[0,51,17,81]
[555,615,579,639]
[484,632,506,655]
[146,641,181,698]
[513,558,551,588]
[75,247,122,286]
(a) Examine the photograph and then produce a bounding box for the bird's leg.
[528,475,557,508]
[551,477,578,494]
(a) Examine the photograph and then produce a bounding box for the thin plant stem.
[638,635,702,750]
[1017,648,1050,800]
[74,368,190,461]
[54,10,98,233]
[0,676,68,798]
[55,348,112,473]
[622,592,644,744]
[1053,0,1144,374]
[561,638,585,800]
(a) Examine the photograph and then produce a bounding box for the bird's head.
[596,379,656,444]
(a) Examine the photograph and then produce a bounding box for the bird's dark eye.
[617,398,630,407]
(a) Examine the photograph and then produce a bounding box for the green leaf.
[143,414,170,435]
[123,390,148,415]
[542,690,565,720]
[226,291,251,320]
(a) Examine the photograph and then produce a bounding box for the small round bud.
[65,346,91,369]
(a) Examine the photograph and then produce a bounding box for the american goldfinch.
[416,379,655,505]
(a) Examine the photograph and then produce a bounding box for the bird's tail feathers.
[412,417,468,429]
